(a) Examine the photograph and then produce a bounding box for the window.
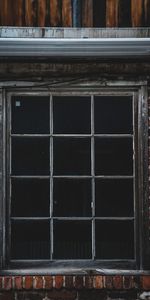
[2,87,149,270]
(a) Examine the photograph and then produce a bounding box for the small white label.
[15,101,21,107]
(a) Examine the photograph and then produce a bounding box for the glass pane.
[53,221,92,259]
[53,96,91,134]
[95,220,134,259]
[95,179,134,217]
[11,96,50,134]
[11,179,50,217]
[53,138,91,175]
[53,179,91,217]
[12,138,50,175]
[11,220,50,259]
[94,96,133,134]
[95,138,133,175]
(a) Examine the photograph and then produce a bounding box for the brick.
[44,276,53,289]
[65,276,74,289]
[113,275,123,289]
[105,276,113,289]
[123,276,133,289]
[34,276,43,289]
[0,277,3,290]
[94,276,103,289]
[141,276,150,290]
[85,276,94,289]
[55,276,63,289]
[3,277,12,290]
[14,277,22,290]
[132,276,140,289]
[24,276,33,290]
[74,276,83,290]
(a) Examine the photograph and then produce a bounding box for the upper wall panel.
[0,0,150,28]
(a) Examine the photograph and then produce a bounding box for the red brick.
[141,276,150,290]
[3,277,12,290]
[105,276,113,289]
[55,276,63,289]
[24,276,33,290]
[0,277,3,290]
[14,277,22,290]
[44,276,53,289]
[74,276,83,290]
[34,276,43,289]
[94,276,103,289]
[65,276,74,289]
[113,275,123,289]
[132,276,140,289]
[123,276,133,289]
[85,276,94,289]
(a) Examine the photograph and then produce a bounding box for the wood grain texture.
[144,0,150,26]
[0,0,13,25]
[13,0,24,26]
[50,0,62,26]
[38,0,47,27]
[25,0,37,27]
[82,0,93,27]
[131,0,143,27]
[106,0,119,27]
[62,0,72,27]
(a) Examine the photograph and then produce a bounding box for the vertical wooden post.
[144,0,150,26]
[50,0,62,26]
[13,0,24,26]
[82,0,93,27]
[25,0,37,26]
[62,0,72,27]
[131,0,143,27]
[38,0,46,27]
[106,0,119,27]
[0,0,13,25]
[72,0,81,27]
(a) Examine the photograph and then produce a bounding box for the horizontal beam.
[0,38,150,58]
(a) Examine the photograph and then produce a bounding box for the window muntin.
[8,93,135,262]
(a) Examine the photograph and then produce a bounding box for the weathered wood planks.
[0,0,150,28]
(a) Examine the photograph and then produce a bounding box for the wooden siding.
[0,0,150,27]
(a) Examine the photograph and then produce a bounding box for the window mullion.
[50,94,53,260]
[91,95,95,260]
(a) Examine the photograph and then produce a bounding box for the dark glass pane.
[53,138,91,175]
[95,220,134,259]
[11,220,50,259]
[94,96,133,134]
[12,138,49,175]
[95,179,134,217]
[11,179,50,217]
[95,138,133,175]
[53,179,91,217]
[53,221,92,259]
[53,96,91,134]
[11,96,50,134]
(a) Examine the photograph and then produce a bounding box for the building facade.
[0,1,150,300]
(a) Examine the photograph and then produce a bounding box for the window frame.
[0,83,149,273]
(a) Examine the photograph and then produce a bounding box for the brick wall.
[0,275,150,300]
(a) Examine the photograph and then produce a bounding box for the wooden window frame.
[0,82,149,274]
